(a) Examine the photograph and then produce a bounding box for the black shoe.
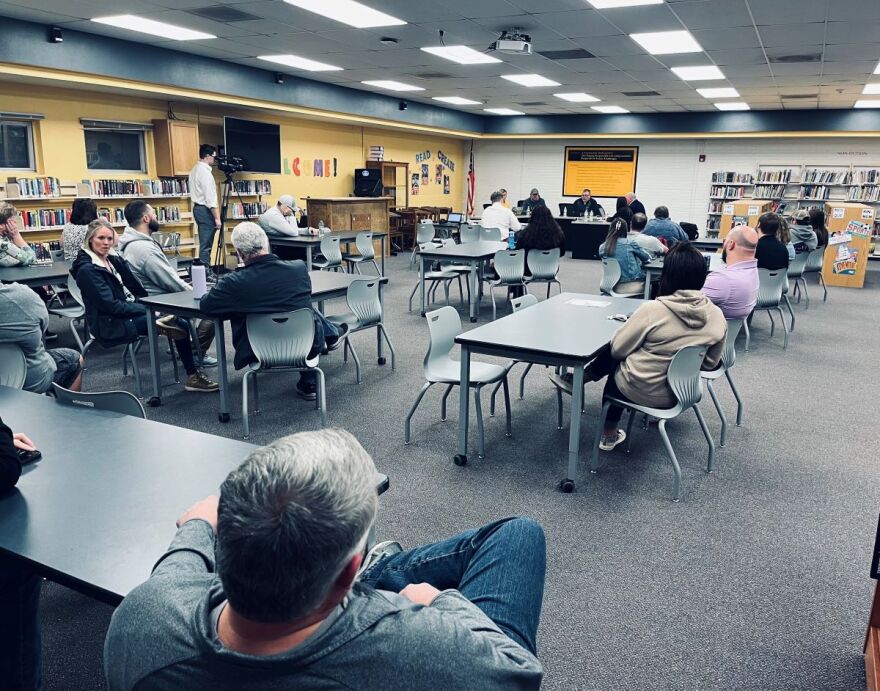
[295,382,317,401]
[325,323,350,353]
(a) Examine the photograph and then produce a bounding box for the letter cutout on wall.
[292,157,301,176]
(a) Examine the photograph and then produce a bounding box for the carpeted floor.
[38,252,880,690]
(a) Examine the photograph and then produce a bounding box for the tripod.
[211,172,252,273]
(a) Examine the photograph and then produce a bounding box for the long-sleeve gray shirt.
[0,282,55,392]
[104,520,543,691]
[258,206,299,237]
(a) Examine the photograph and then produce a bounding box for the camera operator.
[188,144,221,266]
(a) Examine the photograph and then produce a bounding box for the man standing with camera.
[189,144,221,266]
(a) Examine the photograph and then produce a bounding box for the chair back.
[346,278,382,327]
[787,250,809,279]
[423,306,460,378]
[319,235,342,265]
[527,248,560,280]
[599,258,622,295]
[0,343,27,389]
[354,232,375,260]
[52,382,146,418]
[67,274,85,306]
[246,309,316,368]
[493,250,525,285]
[804,246,826,273]
[511,293,538,313]
[722,318,743,370]
[666,345,708,410]
[756,268,786,309]
[416,221,436,245]
[459,224,480,243]
[481,227,503,242]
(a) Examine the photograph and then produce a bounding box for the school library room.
[0,0,879,689]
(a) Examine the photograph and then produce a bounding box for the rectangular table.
[642,251,725,299]
[0,386,389,605]
[140,271,388,422]
[417,241,506,322]
[0,260,71,287]
[454,293,644,490]
[270,231,387,275]
[515,217,610,260]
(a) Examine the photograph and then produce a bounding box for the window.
[84,128,146,172]
[0,120,35,170]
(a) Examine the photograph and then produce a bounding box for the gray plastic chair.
[47,275,90,353]
[525,248,562,298]
[312,235,343,272]
[410,221,439,267]
[489,293,539,414]
[0,343,27,388]
[405,306,511,459]
[599,257,643,298]
[52,382,146,418]
[753,268,790,349]
[408,257,465,312]
[487,249,526,320]
[459,223,480,244]
[590,345,715,502]
[342,232,381,275]
[481,227,503,242]
[796,246,828,307]
[700,319,744,447]
[243,309,326,438]
[327,278,396,384]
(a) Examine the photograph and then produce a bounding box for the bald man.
[702,225,759,319]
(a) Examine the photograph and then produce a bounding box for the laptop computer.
[446,212,463,224]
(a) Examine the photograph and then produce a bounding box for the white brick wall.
[473,137,880,232]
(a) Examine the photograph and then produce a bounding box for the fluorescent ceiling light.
[630,30,702,55]
[714,102,750,111]
[258,54,342,72]
[484,108,525,115]
[697,87,739,98]
[501,73,561,87]
[862,84,880,95]
[362,80,424,92]
[421,45,500,65]
[283,0,405,28]
[433,96,482,105]
[587,0,663,6]
[854,100,880,109]
[91,15,215,40]
[671,65,725,81]
[592,105,630,114]
[554,92,600,103]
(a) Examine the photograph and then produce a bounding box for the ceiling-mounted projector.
[490,30,532,56]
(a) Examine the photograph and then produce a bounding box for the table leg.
[380,235,386,276]
[454,344,471,466]
[419,254,426,317]
[214,318,230,423]
[377,282,385,364]
[306,246,313,271]
[145,307,162,407]
[468,262,478,322]
[562,364,585,491]
[643,269,652,300]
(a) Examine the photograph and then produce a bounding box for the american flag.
[466,140,475,218]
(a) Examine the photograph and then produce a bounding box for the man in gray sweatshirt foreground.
[104,429,546,690]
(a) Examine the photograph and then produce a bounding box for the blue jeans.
[359,517,546,655]
[0,557,42,690]
[193,204,216,265]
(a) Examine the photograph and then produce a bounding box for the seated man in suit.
[199,223,347,400]
[104,429,545,691]
[570,188,603,217]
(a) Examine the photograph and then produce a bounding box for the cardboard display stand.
[719,199,774,238]
[822,202,873,289]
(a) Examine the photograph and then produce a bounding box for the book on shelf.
[709,185,746,199]
[27,240,61,261]
[757,169,794,183]
[367,146,384,162]
[19,207,71,230]
[229,201,269,218]
[711,171,754,184]
[849,187,880,202]
[800,185,831,200]
[5,176,61,199]
[754,184,786,198]
[231,180,272,195]
[86,178,190,197]
[802,169,852,185]
[853,169,880,185]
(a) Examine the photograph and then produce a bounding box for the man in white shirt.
[188,145,220,266]
[258,194,299,238]
[480,191,521,233]
[629,213,666,256]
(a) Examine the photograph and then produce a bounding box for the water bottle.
[318,220,325,235]
[561,205,567,217]
[191,264,208,299]
[508,229,516,250]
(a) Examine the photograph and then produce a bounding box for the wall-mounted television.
[223,116,281,174]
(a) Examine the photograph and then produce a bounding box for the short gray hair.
[0,202,17,224]
[230,221,269,259]
[490,190,503,203]
[217,429,378,622]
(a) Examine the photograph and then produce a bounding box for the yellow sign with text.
[562,146,639,198]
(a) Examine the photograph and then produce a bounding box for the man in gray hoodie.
[118,200,214,361]
[789,209,819,254]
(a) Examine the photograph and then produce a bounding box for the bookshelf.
[220,179,273,265]
[365,160,409,210]
[706,171,754,234]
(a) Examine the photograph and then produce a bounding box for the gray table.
[0,260,71,287]
[417,241,506,322]
[642,251,724,299]
[454,292,644,491]
[140,271,388,422]
[270,231,387,275]
[692,238,724,252]
[0,386,389,604]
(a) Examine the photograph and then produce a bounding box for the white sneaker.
[357,540,403,577]
[599,429,627,451]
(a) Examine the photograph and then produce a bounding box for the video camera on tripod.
[215,154,246,175]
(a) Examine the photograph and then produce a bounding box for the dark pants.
[360,517,546,655]
[586,348,634,429]
[0,557,41,690]
[193,204,216,265]
[132,315,198,376]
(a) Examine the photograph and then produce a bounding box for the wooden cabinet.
[822,202,873,288]
[306,197,392,256]
[366,161,409,209]
[719,199,774,238]
[153,119,199,177]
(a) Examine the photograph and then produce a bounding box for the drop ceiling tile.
[750,0,829,26]
[673,0,753,30]
[592,4,682,34]
[600,54,666,71]
[821,60,877,75]
[705,48,770,66]
[532,10,623,39]
[412,20,499,45]
[690,27,760,51]
[509,0,589,10]
[468,14,567,41]
[364,0,463,22]
[825,21,880,45]
[573,35,647,57]
[757,23,826,48]
[827,0,880,22]
[825,43,880,61]
[722,64,773,78]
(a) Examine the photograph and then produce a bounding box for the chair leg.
[546,282,551,299]
[168,337,180,384]
[354,263,362,275]
[315,368,327,427]
[783,294,795,332]
[777,306,789,349]
[502,376,511,437]
[370,260,381,275]
[725,370,744,426]
[346,338,362,384]
[625,409,636,453]
[799,277,810,309]
[489,379,502,417]
[693,405,716,473]
[129,343,143,397]
[405,382,433,443]
[242,370,252,439]
[69,318,85,353]
[474,385,485,459]
[657,419,682,502]
[490,286,497,321]
[443,280,451,307]
[820,272,827,302]
[590,400,612,472]
[518,362,533,399]
[457,275,465,307]
[556,387,564,430]
[377,324,397,370]
[706,379,727,447]
[440,383,454,421]
[407,280,418,312]
[743,319,751,352]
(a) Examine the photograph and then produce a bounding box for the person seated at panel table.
[519,188,546,215]
[118,199,216,366]
[599,217,652,295]
[0,202,36,267]
[198,222,347,401]
[754,212,790,271]
[701,225,759,320]
[481,191,522,233]
[643,206,689,247]
[103,429,546,691]
[571,188,604,218]
[624,192,646,216]
[258,194,300,238]
[789,209,818,254]
[552,243,726,451]
[71,218,219,393]
[499,188,511,208]
[629,213,666,256]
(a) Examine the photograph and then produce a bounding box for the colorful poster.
[435,164,443,184]
[562,146,638,197]
[421,164,429,185]
[832,248,858,275]
[411,173,420,196]
[845,220,871,237]
[443,174,450,195]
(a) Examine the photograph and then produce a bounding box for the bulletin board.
[562,146,639,197]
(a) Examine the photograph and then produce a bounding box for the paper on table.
[566,298,610,307]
